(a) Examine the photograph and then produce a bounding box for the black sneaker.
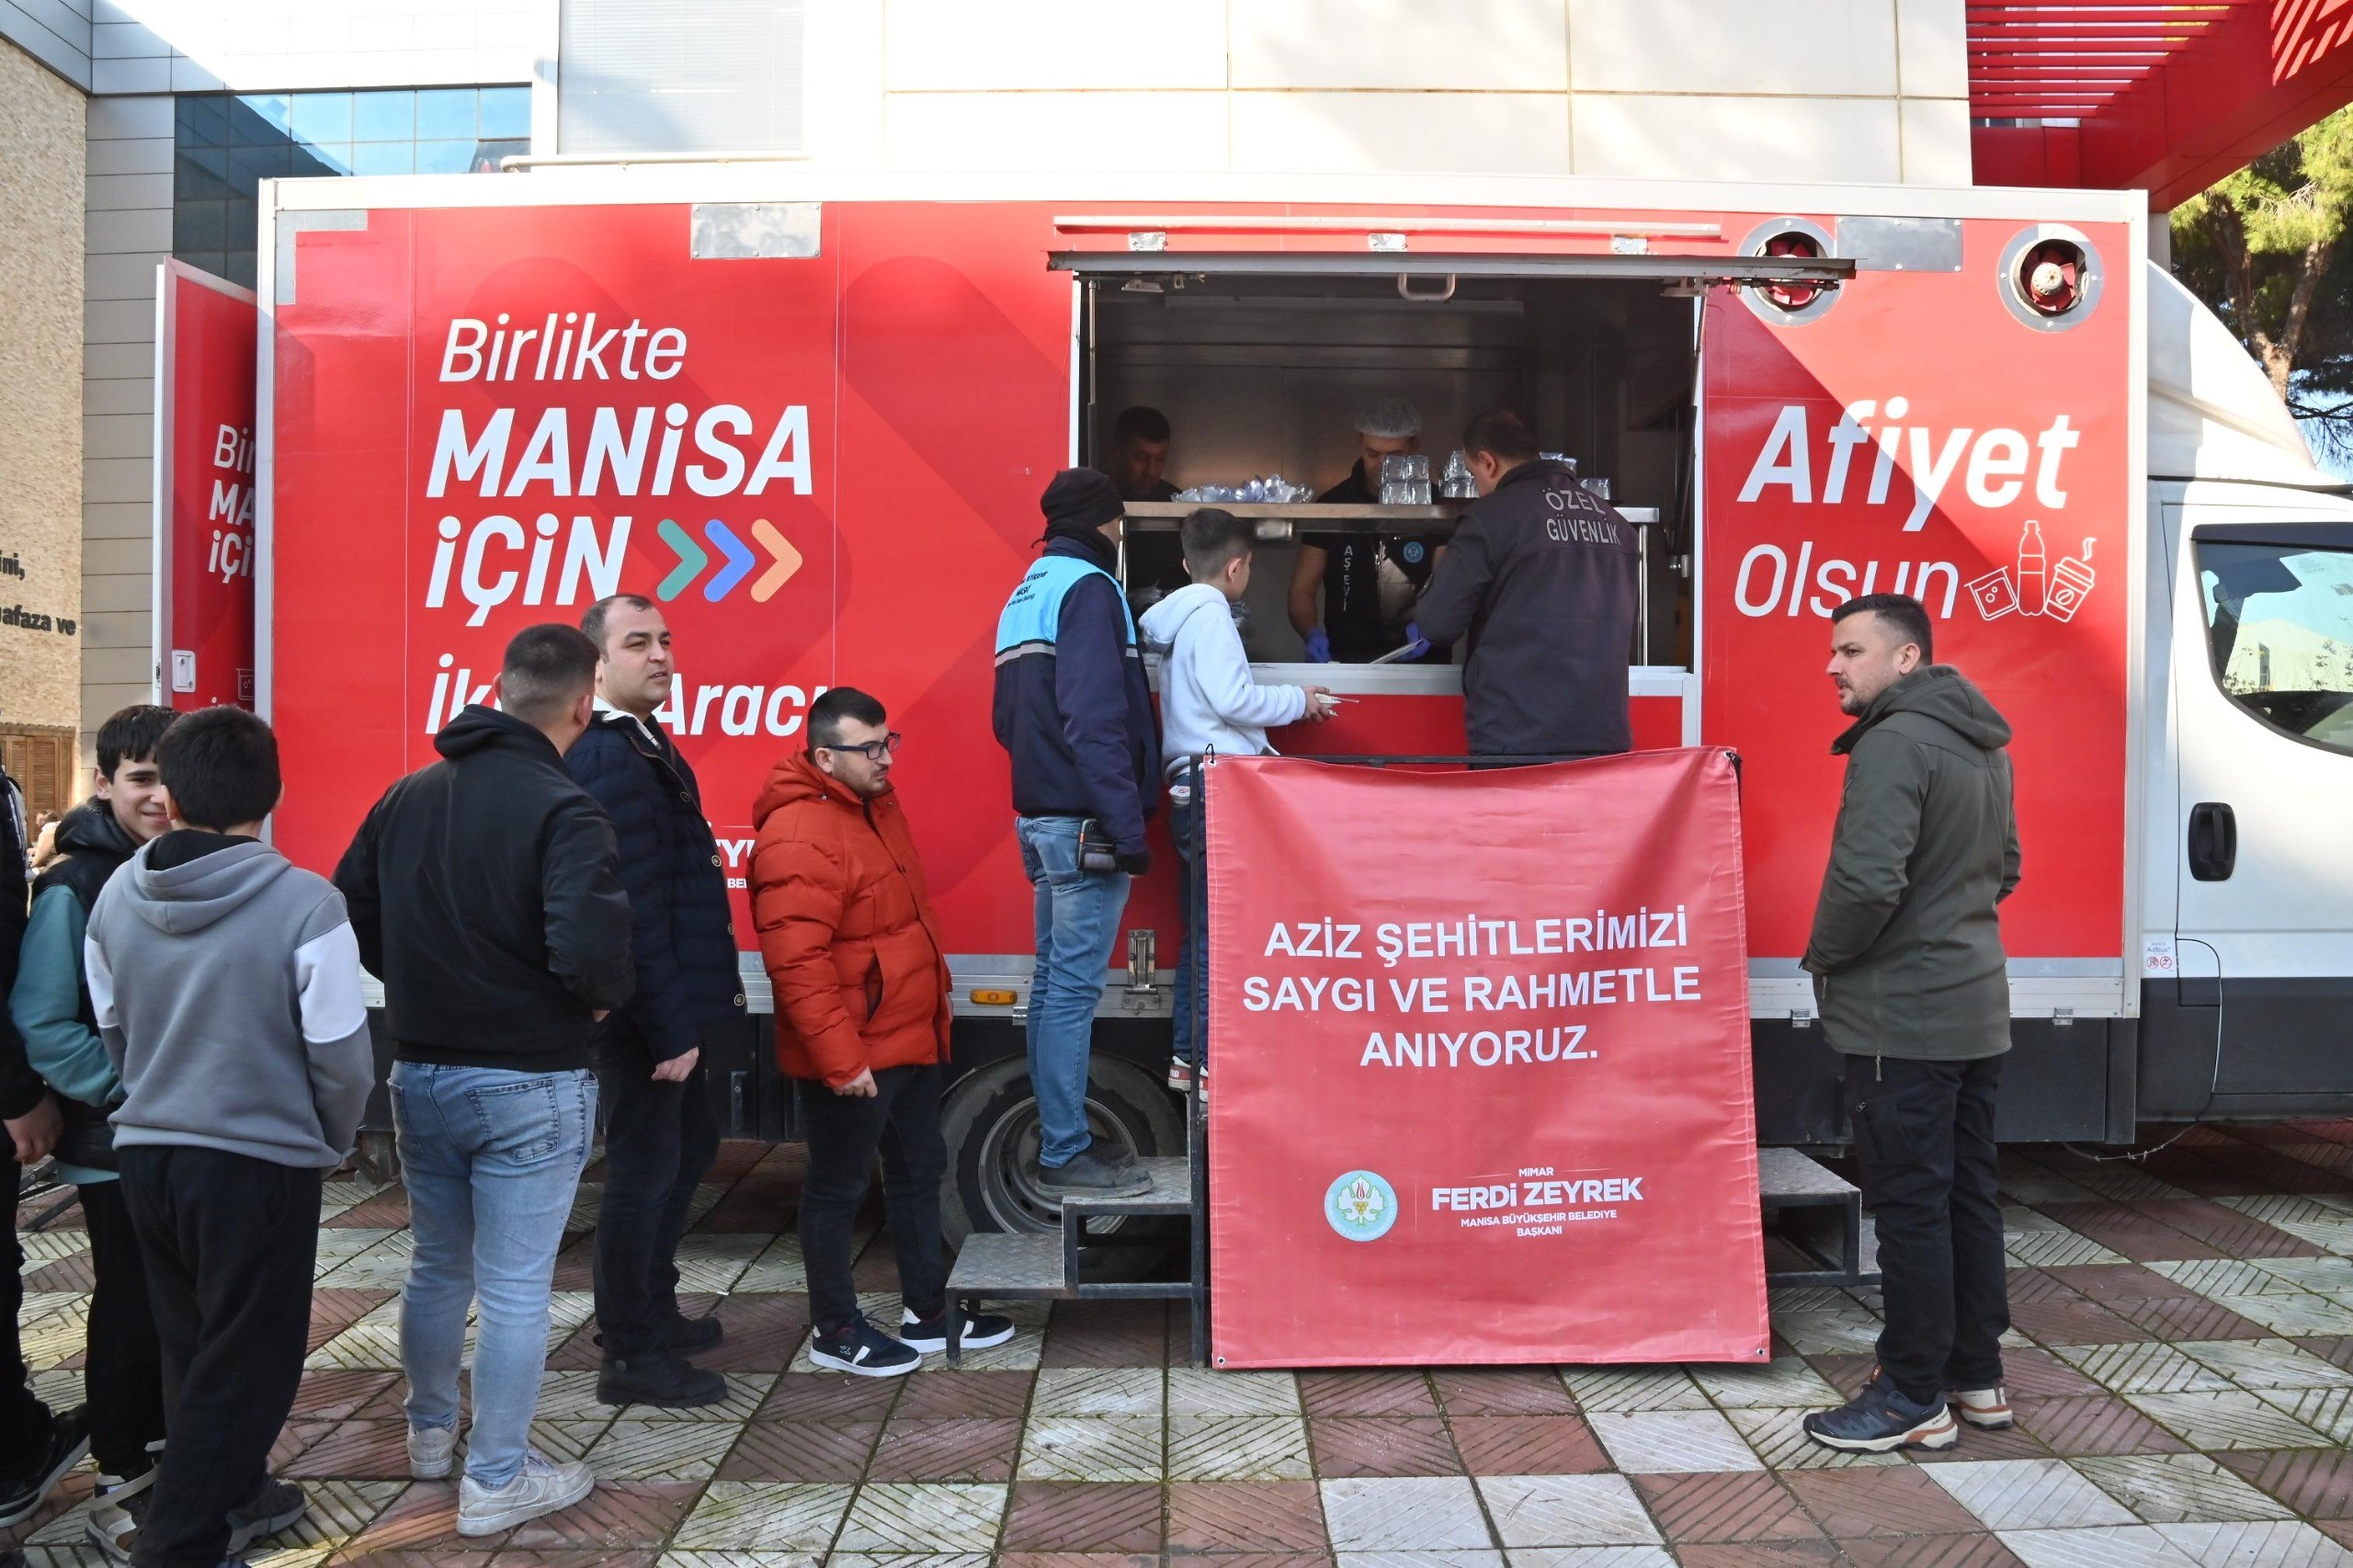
[0,1403,91,1528]
[85,1465,156,1563]
[807,1318,921,1378]
[598,1350,729,1407]
[1095,1140,1138,1171]
[1802,1372,1957,1453]
[1034,1150,1150,1199]
[665,1313,725,1354]
[899,1303,1017,1356]
[225,1477,308,1552]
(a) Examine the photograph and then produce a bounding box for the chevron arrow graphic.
[702,519,755,601]
[750,519,802,602]
[654,518,706,601]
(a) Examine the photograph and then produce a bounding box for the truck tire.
[939,1054,1185,1252]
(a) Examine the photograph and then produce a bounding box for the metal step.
[944,1231,1073,1301]
[1062,1155,1194,1219]
[1757,1147,1874,1290]
[1758,1146,1858,1207]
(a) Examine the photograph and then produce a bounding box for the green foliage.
[2172,108,2353,458]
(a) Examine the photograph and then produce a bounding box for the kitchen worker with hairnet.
[1287,397,1449,664]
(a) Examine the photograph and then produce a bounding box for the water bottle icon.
[2018,519,2048,617]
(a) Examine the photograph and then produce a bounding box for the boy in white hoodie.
[1139,508,1336,1092]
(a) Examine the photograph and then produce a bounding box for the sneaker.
[900,1303,1017,1355]
[665,1312,725,1354]
[457,1449,595,1537]
[807,1317,922,1378]
[85,1467,154,1563]
[597,1350,728,1408]
[1167,1056,1196,1093]
[1034,1150,1150,1199]
[0,1404,91,1528]
[1802,1373,1957,1453]
[408,1423,460,1480]
[226,1478,308,1553]
[1948,1384,2014,1429]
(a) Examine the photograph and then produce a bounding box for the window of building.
[2199,536,2353,756]
[174,86,530,290]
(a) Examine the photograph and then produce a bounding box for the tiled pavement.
[25,1126,2353,1563]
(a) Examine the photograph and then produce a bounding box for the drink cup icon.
[1966,566,2018,620]
[2045,538,2096,622]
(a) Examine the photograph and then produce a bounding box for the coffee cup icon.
[2045,539,2096,622]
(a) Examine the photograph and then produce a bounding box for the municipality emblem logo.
[1324,1170,1399,1242]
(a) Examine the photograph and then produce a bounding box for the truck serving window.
[2199,538,2353,756]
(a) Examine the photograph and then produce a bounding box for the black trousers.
[0,1143,54,1478]
[119,1145,319,1568]
[594,1032,721,1358]
[1843,1052,2009,1405]
[78,1180,168,1477]
[799,1064,948,1335]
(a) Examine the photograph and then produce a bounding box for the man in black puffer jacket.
[566,596,745,1408]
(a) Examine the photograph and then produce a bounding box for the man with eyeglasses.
[748,687,1015,1375]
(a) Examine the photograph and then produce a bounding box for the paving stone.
[2256,1259,2353,1292]
[2216,1450,2353,1520]
[1629,1471,1823,1543]
[2255,1386,2353,1444]
[716,1421,881,1482]
[757,1371,902,1423]
[894,1369,1034,1419]
[2126,1391,2335,1450]
[1782,1468,1986,1537]
[1722,1406,1906,1470]
[1927,1459,2139,1530]
[585,1417,741,1480]
[833,1483,1006,1551]
[1560,1367,1708,1414]
[1029,1367,1162,1417]
[2074,1453,2297,1525]
[2152,1261,2306,1298]
[1497,1550,1677,1568]
[2179,1338,2353,1391]
[1311,1417,1465,1477]
[1169,1367,1302,1415]
[1449,1417,1611,1476]
[1167,1479,1330,1551]
[1472,1473,1661,1549]
[1301,1369,1443,1418]
[1773,1310,1892,1356]
[2012,1395,2194,1457]
[2213,1296,2353,1339]
[2052,1343,2240,1395]
[2010,1300,2159,1346]
[1995,1524,2205,1566]
[1429,1369,1580,1416]
[2049,1267,2212,1305]
[672,1482,854,1551]
[1586,1410,1764,1473]
[1835,1538,2032,1566]
[1167,1414,1316,1481]
[2153,1519,2353,1566]
[1016,1416,1165,1483]
[867,1418,1023,1483]
[1689,1359,1844,1411]
[998,1482,1163,1552]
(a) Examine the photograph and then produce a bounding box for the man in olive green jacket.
[1800,593,2020,1457]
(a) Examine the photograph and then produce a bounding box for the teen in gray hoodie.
[85,706,372,1568]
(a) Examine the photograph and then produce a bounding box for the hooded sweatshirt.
[1802,665,2022,1062]
[84,833,374,1168]
[747,751,951,1087]
[10,799,142,1183]
[1140,582,1310,767]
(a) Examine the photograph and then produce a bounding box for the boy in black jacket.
[567,596,743,1407]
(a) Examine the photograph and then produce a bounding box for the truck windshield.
[2200,539,2353,755]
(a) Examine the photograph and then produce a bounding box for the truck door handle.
[2188,801,2237,881]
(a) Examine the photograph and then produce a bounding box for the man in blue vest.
[993,470,1159,1199]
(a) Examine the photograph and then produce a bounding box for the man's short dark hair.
[1179,507,1254,578]
[580,594,657,655]
[97,704,178,778]
[1461,409,1541,464]
[1833,593,1935,664]
[808,687,887,755]
[500,624,600,725]
[1112,405,1172,448]
[155,706,279,830]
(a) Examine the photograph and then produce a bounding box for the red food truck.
[253,167,2353,1248]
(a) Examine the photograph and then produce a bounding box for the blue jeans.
[1170,766,1207,1067]
[391,1061,596,1489]
[1016,815,1131,1168]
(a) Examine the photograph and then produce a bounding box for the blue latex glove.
[1396,622,1431,663]
[1304,627,1332,663]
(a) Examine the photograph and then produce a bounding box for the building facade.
[0,0,1976,776]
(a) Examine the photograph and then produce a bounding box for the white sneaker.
[408,1424,460,1480]
[1948,1385,2014,1429]
[457,1450,595,1536]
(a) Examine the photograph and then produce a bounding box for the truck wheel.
[939,1055,1184,1251]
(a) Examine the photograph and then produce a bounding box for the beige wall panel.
[1230,90,1571,176]
[884,0,1228,91]
[884,89,1230,171]
[1570,0,1899,97]
[1572,92,1904,184]
[1901,96,1972,186]
[1232,0,1568,91]
[0,36,87,735]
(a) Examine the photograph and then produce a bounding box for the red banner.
[156,260,258,710]
[1206,749,1767,1368]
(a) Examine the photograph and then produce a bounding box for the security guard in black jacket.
[1414,410,1640,759]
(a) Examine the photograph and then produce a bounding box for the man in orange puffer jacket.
[748,687,1016,1377]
